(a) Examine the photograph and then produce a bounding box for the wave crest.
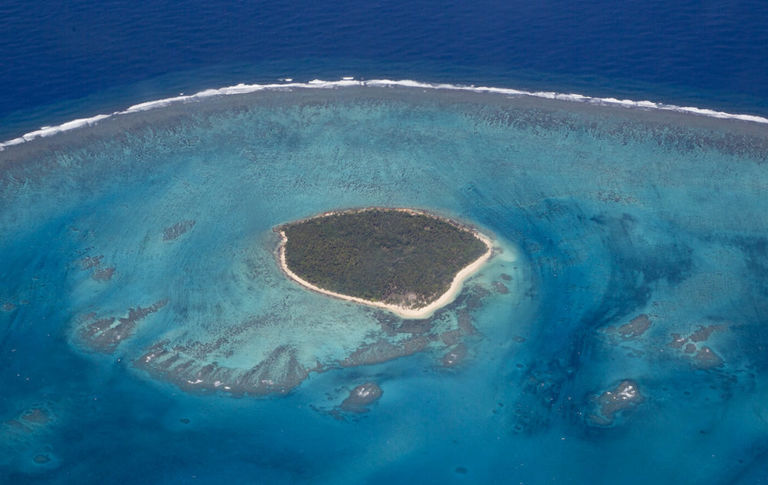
[2,78,766,151]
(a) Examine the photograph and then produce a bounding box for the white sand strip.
[276,216,493,320]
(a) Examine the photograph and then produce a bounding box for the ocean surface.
[2,1,768,484]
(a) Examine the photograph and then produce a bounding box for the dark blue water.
[2,0,768,139]
[2,2,768,484]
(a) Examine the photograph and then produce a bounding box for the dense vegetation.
[281,209,488,307]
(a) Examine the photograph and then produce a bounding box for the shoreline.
[276,209,494,320]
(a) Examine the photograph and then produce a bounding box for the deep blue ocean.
[2,0,768,140]
[2,1,768,484]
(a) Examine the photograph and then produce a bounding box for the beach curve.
[276,209,494,320]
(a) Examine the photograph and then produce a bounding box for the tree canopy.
[281,209,487,308]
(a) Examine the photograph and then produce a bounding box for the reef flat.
[277,208,492,318]
[1,85,767,484]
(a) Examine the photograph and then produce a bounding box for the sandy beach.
[277,211,494,319]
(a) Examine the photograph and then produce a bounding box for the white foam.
[2,114,112,149]
[2,78,766,151]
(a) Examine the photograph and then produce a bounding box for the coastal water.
[2,1,768,484]
[2,85,768,484]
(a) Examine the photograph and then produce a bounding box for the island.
[276,208,493,319]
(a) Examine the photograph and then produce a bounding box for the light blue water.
[1,86,768,483]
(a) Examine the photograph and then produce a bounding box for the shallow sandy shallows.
[277,210,494,319]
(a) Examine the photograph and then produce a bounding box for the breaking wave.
[2,78,767,151]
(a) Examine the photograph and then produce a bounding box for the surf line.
[2,78,767,151]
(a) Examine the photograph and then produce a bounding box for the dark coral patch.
[587,380,644,427]
[163,220,196,241]
[340,382,383,412]
[78,299,168,352]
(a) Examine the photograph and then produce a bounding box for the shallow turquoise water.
[1,86,768,483]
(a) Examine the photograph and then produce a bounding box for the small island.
[276,208,493,319]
